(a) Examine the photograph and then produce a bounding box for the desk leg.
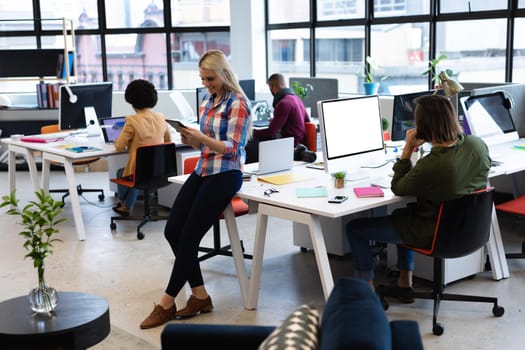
[247,204,334,309]
[247,210,269,310]
[486,204,510,280]
[306,215,334,300]
[222,203,250,308]
[42,153,86,241]
[8,145,40,194]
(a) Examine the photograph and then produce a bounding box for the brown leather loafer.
[175,295,213,318]
[140,303,177,329]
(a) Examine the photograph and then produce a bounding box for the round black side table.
[0,291,110,350]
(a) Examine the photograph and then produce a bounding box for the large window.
[266,0,524,94]
[0,0,230,92]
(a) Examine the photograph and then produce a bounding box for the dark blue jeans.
[163,170,243,297]
[346,216,414,281]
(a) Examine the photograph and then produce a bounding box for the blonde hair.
[199,50,246,99]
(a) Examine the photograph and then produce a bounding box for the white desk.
[169,165,407,309]
[1,136,124,241]
[168,144,523,309]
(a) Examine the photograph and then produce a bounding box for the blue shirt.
[195,90,251,176]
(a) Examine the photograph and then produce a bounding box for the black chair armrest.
[390,320,424,350]
[161,323,275,350]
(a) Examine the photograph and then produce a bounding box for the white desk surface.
[1,135,125,241]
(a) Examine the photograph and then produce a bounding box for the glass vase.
[28,266,58,316]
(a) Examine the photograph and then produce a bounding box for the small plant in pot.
[0,189,65,316]
[291,80,314,101]
[332,171,346,189]
[363,56,387,95]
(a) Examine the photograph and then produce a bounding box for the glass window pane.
[106,0,164,29]
[440,0,507,13]
[170,32,230,89]
[514,18,525,83]
[75,34,103,84]
[268,0,309,24]
[267,29,310,78]
[105,33,167,90]
[520,0,525,8]
[317,0,364,20]
[0,36,36,50]
[370,23,429,94]
[436,19,506,83]
[171,0,230,26]
[40,0,98,29]
[0,0,33,30]
[374,0,429,17]
[315,26,364,93]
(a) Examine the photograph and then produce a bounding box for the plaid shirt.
[195,90,251,176]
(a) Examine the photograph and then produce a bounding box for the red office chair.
[304,122,317,152]
[376,188,504,336]
[184,156,252,262]
[110,143,177,240]
[495,195,525,259]
[41,124,105,206]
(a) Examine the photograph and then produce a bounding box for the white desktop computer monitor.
[317,95,385,177]
[460,91,518,146]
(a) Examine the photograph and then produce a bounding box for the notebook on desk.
[100,116,126,143]
[243,137,294,175]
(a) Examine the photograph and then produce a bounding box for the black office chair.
[376,188,504,336]
[184,155,252,262]
[110,143,177,240]
[41,124,105,206]
[495,195,525,259]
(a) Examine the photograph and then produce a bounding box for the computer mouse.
[0,94,12,108]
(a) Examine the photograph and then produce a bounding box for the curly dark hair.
[124,79,158,109]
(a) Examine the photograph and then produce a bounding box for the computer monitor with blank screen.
[239,79,255,101]
[460,91,518,146]
[391,89,443,142]
[59,82,113,130]
[317,95,385,175]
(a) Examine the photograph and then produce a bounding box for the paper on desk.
[258,173,313,185]
[296,186,328,198]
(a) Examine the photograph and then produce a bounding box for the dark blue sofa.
[161,277,424,350]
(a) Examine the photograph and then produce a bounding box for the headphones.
[495,90,514,110]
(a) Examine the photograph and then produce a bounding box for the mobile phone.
[167,119,187,131]
[328,195,348,203]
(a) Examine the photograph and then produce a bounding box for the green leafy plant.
[364,56,387,83]
[332,171,346,179]
[0,189,65,276]
[421,54,454,86]
[381,117,389,132]
[291,80,314,100]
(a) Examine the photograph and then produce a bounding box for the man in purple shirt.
[245,73,311,163]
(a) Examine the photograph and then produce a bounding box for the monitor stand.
[84,106,103,139]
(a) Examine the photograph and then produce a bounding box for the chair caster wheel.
[110,222,116,230]
[98,194,105,201]
[137,232,145,240]
[493,305,504,317]
[432,323,444,336]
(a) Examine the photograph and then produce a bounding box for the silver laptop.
[244,137,294,175]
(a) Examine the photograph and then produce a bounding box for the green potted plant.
[381,116,390,141]
[332,171,346,189]
[291,80,314,101]
[363,56,387,95]
[421,54,454,88]
[0,189,66,316]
